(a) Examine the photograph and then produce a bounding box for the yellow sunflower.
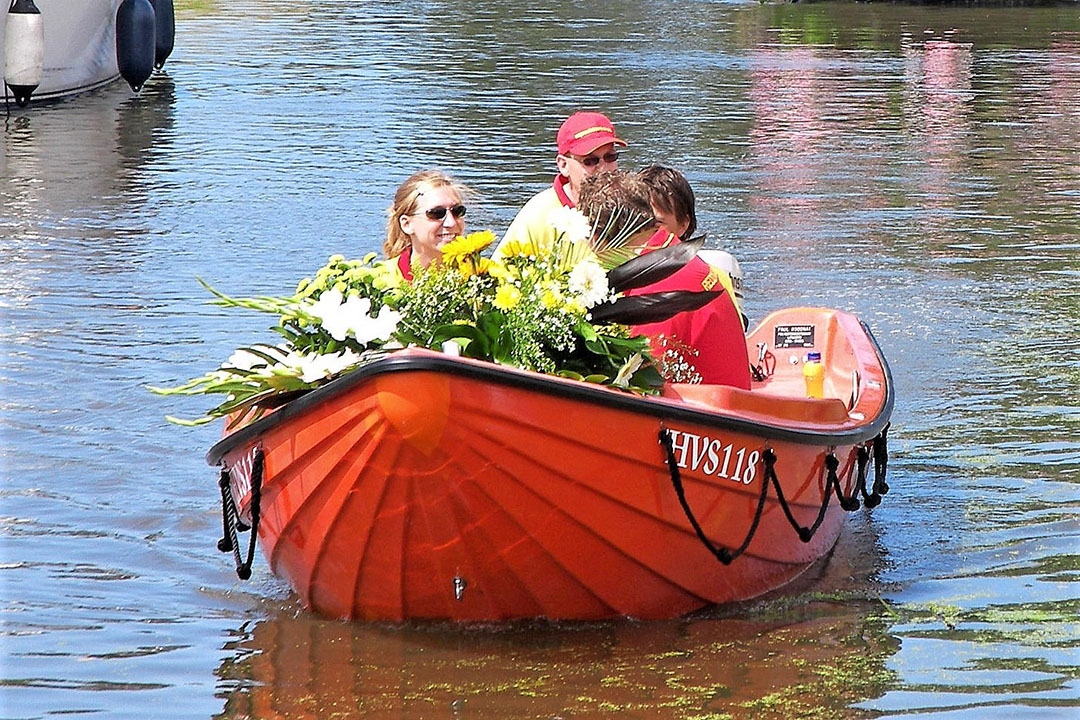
[441,230,496,263]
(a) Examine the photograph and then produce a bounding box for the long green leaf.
[242,344,289,365]
[146,377,212,395]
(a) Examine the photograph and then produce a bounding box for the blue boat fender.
[150,0,173,69]
[3,0,45,107]
[115,0,155,92]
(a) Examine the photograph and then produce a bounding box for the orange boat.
[207,307,893,622]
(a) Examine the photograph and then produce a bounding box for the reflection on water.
[218,602,897,719]
[217,522,898,719]
[2,79,176,225]
[1,1,1077,718]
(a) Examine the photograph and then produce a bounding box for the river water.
[2,1,1077,717]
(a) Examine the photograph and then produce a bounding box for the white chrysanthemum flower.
[568,258,609,308]
[547,206,592,243]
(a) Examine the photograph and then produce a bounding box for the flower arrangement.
[152,210,669,426]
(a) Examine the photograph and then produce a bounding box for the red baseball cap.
[556,112,627,156]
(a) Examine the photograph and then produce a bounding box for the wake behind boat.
[206,306,893,622]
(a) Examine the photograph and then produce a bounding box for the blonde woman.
[384,170,472,279]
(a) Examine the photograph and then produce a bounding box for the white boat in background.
[2,0,173,107]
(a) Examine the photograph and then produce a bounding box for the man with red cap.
[497,111,626,251]
[497,113,750,387]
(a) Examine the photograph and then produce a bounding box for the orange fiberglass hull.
[207,307,893,621]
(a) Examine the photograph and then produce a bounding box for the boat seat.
[663,383,852,424]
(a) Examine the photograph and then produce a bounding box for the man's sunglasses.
[571,151,619,168]
[415,204,467,221]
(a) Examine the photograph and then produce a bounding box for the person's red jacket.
[627,231,750,388]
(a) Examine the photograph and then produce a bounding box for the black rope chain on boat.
[658,429,769,565]
[658,425,890,563]
[216,449,263,580]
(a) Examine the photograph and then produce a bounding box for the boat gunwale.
[205,320,894,466]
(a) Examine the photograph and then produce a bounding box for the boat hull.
[209,307,893,621]
[2,0,121,102]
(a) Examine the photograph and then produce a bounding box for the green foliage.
[152,232,665,426]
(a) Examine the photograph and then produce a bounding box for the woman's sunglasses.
[571,151,619,168]
[415,204,467,221]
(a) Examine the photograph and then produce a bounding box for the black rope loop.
[215,448,264,581]
[853,426,891,509]
[830,453,862,512]
[659,425,891,565]
[658,428,769,565]
[767,448,866,542]
[767,450,815,542]
[853,445,874,507]
[872,424,890,497]
[217,466,234,553]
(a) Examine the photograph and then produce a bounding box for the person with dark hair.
[577,172,750,388]
[574,169,655,224]
[637,165,747,328]
[638,164,697,240]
